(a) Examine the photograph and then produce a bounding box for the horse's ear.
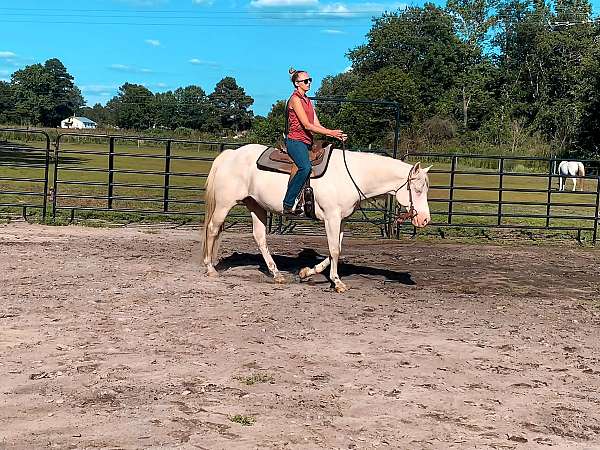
[423,165,433,173]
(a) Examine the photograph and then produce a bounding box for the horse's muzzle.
[411,212,430,228]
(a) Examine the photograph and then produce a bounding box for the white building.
[60,116,97,129]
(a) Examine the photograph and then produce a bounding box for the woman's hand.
[329,129,347,141]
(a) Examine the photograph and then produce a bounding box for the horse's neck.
[344,152,411,198]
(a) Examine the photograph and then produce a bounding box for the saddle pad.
[256,144,334,179]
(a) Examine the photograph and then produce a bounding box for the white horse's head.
[395,162,432,228]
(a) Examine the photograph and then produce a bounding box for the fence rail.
[1,127,599,243]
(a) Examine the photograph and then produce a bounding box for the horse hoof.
[334,283,348,293]
[206,268,219,278]
[299,267,312,279]
[273,274,286,284]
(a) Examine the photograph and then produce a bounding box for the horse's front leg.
[324,216,347,293]
[572,177,577,192]
[245,198,285,283]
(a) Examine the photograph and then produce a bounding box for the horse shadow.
[216,248,415,285]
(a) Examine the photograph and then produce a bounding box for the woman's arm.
[290,96,345,140]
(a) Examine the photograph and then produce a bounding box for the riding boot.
[303,186,315,219]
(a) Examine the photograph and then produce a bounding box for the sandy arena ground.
[1,222,600,450]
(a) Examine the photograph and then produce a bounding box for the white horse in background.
[201,144,432,293]
[557,161,585,192]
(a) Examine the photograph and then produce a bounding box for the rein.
[340,141,417,225]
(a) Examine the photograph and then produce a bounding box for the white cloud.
[109,64,154,74]
[321,28,345,34]
[250,1,405,20]
[145,39,161,47]
[80,84,119,94]
[343,65,352,72]
[189,58,220,68]
[0,51,16,59]
[251,0,317,7]
[192,0,214,5]
[115,0,168,6]
[316,2,404,17]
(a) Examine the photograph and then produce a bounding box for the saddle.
[256,140,334,220]
[256,140,334,178]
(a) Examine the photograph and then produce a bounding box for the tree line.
[1,0,600,157]
[0,59,254,134]
[255,0,600,158]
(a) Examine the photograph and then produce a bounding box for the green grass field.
[1,136,598,241]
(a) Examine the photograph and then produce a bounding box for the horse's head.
[395,162,431,228]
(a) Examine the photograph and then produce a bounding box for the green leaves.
[208,77,254,133]
[9,58,83,127]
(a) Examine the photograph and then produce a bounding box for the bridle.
[341,141,419,225]
[393,170,418,224]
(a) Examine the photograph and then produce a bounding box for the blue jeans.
[283,138,311,208]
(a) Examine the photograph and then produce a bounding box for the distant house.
[60,116,97,129]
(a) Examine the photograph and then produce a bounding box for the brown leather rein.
[341,141,418,225]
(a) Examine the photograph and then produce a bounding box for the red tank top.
[287,91,314,145]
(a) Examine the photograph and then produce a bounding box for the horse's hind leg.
[244,198,285,283]
[204,200,236,277]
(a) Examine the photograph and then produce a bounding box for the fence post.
[545,159,553,228]
[163,140,171,212]
[52,138,60,220]
[593,177,600,244]
[448,156,457,224]
[107,137,115,209]
[393,105,400,160]
[497,157,504,226]
[42,132,51,220]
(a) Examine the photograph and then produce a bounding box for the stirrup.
[283,205,303,216]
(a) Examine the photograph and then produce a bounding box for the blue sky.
[1,0,599,115]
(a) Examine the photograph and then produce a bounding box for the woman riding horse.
[283,68,346,215]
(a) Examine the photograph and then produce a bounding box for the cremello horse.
[201,144,431,292]
[558,161,585,192]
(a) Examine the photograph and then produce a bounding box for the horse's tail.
[578,162,586,191]
[201,153,222,265]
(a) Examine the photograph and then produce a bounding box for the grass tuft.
[234,373,274,386]
[229,414,255,426]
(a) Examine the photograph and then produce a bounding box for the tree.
[249,100,286,144]
[10,58,83,126]
[209,77,254,133]
[153,91,178,130]
[348,4,471,115]
[0,81,14,123]
[314,70,360,127]
[107,83,155,130]
[78,103,113,126]
[175,85,220,132]
[337,67,420,147]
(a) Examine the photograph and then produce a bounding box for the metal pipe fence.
[0,128,50,219]
[1,127,599,242]
[402,153,600,242]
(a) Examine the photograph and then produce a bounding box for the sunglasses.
[297,78,312,85]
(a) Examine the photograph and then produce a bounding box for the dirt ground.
[1,222,600,450]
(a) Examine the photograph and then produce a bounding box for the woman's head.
[289,67,312,92]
